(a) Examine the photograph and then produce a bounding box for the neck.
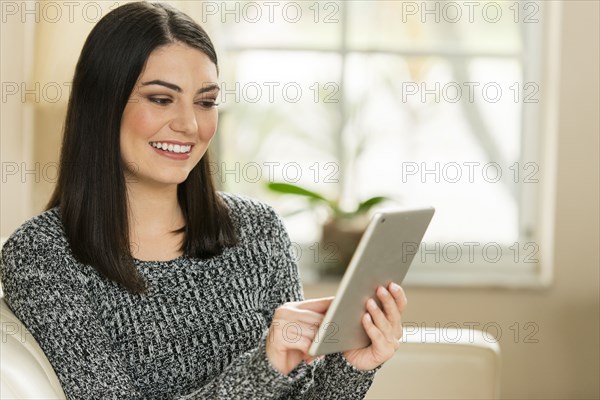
[126,181,184,238]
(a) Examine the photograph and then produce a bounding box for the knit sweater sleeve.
[0,226,144,400]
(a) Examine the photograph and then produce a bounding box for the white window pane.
[217,51,342,201]
[199,0,342,49]
[344,54,519,243]
[347,1,523,54]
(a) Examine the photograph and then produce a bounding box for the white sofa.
[366,326,501,399]
[0,294,500,399]
[0,297,67,399]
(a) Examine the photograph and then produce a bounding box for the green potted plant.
[267,182,388,275]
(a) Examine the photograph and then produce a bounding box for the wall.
[0,7,31,236]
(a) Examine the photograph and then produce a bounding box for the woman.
[0,2,407,399]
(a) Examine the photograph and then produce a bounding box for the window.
[178,0,555,286]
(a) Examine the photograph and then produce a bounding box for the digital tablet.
[308,206,435,356]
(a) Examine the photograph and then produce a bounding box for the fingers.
[269,317,321,346]
[365,283,407,343]
[270,298,334,353]
[274,296,334,328]
[267,297,334,376]
[362,312,386,343]
[294,296,335,312]
[388,282,407,313]
[361,312,398,361]
[377,286,401,326]
[366,297,392,332]
[268,320,317,352]
[275,304,328,327]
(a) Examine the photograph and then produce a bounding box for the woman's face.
[120,43,219,188]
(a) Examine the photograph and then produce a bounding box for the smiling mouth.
[150,141,192,154]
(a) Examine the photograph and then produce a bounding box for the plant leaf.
[266,182,329,202]
[266,182,343,215]
[356,196,389,213]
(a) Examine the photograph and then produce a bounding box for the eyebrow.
[140,79,220,95]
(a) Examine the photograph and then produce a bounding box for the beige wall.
[1,1,598,399]
[1,8,31,236]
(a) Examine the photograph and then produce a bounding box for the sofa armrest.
[366,327,501,399]
[1,297,67,400]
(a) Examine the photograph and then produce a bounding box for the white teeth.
[151,142,192,154]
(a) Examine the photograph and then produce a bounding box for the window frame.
[199,0,560,288]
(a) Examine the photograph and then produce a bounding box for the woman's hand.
[342,282,407,371]
[265,297,333,376]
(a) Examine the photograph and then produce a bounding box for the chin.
[150,170,193,186]
[163,174,191,185]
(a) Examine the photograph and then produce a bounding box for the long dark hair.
[47,2,238,294]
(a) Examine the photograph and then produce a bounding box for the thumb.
[296,296,335,313]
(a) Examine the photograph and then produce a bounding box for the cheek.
[201,111,219,140]
[122,107,161,140]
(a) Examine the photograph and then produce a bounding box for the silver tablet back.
[309,206,435,356]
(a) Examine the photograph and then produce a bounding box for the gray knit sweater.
[0,192,378,399]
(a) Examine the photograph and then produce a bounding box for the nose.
[169,103,198,135]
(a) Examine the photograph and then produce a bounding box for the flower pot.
[318,215,369,276]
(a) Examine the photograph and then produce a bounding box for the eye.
[196,99,219,108]
[147,96,172,105]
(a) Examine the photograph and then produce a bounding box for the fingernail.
[368,298,377,309]
[379,286,389,297]
[390,283,401,293]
